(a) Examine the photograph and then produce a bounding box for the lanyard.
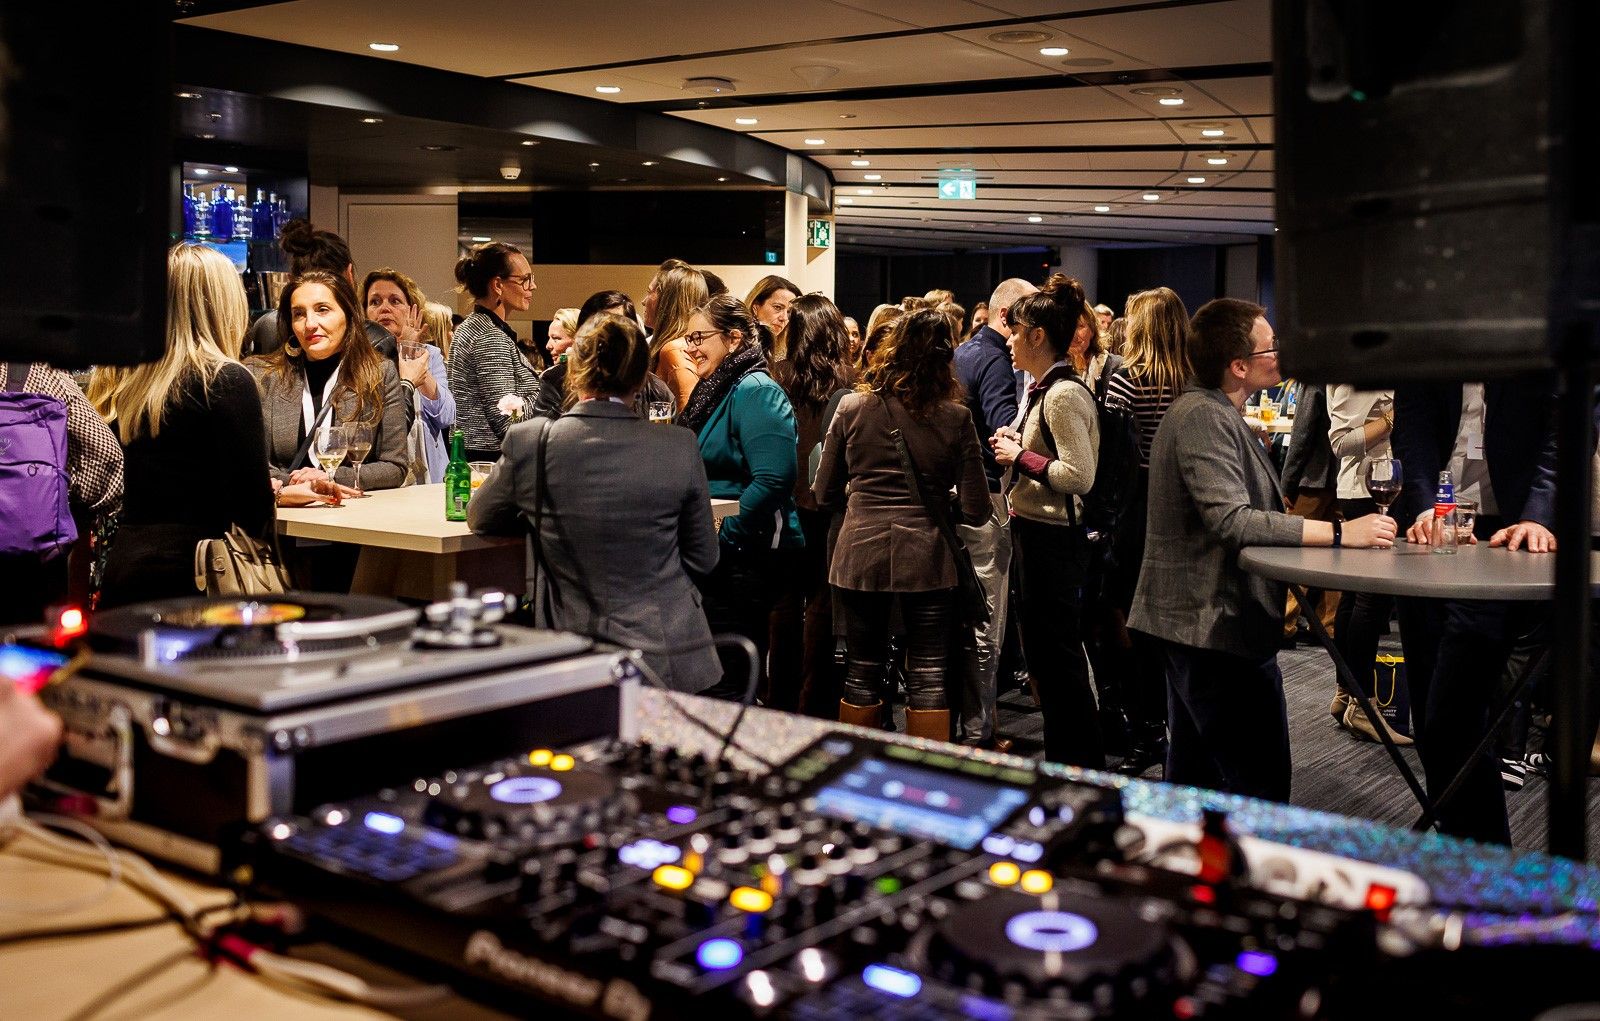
[301,361,342,435]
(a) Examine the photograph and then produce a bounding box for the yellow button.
[683,851,704,874]
[1019,870,1053,894]
[730,887,774,913]
[528,749,553,766]
[550,754,576,772]
[988,861,1021,886]
[760,872,782,897]
[653,865,694,891]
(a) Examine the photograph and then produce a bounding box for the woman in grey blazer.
[245,270,409,491]
[470,313,721,692]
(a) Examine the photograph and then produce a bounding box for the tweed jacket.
[1128,386,1305,658]
[246,356,410,490]
[449,308,542,454]
[813,391,989,591]
[468,401,721,692]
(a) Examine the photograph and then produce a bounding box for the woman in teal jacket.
[678,293,803,699]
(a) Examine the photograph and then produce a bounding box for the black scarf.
[679,342,767,435]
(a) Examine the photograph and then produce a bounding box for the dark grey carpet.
[889,640,1600,861]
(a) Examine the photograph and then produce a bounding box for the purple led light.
[1236,950,1278,977]
[666,805,697,825]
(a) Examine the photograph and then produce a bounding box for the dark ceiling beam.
[735,112,1272,135]
[496,0,1235,79]
[808,142,1271,156]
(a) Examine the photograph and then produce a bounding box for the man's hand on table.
[1489,520,1557,553]
[1405,509,1478,546]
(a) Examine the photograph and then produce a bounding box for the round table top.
[1242,414,1295,434]
[1238,542,1595,600]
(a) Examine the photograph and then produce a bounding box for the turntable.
[25,590,632,872]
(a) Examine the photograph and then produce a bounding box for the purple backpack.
[0,364,78,559]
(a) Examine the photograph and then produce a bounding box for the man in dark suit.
[1391,378,1558,844]
[1129,299,1396,801]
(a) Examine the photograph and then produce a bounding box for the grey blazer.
[245,357,411,490]
[468,401,721,692]
[1128,386,1305,659]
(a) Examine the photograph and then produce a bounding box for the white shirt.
[1447,383,1497,516]
[1327,386,1392,500]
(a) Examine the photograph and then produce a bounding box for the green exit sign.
[807,219,832,249]
[938,177,977,200]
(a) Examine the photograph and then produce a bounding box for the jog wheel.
[423,760,623,843]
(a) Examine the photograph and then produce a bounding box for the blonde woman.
[421,302,455,362]
[546,307,580,363]
[649,264,709,410]
[91,244,312,606]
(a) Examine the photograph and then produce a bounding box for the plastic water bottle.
[1432,470,1458,554]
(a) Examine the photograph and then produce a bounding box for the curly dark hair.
[858,308,961,416]
[771,293,852,408]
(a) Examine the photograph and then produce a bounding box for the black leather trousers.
[839,588,954,710]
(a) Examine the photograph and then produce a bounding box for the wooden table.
[276,484,740,601]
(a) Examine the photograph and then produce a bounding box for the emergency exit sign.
[807,219,832,248]
[938,177,977,200]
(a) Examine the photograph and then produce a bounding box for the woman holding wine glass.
[1326,386,1409,743]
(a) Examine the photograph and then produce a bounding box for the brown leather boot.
[838,700,884,729]
[906,707,952,742]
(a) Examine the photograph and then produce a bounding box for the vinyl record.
[88,592,414,661]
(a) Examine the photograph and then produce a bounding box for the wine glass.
[1363,457,1402,517]
[648,401,674,425]
[346,423,373,496]
[314,424,349,492]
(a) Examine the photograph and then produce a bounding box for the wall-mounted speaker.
[1274,0,1598,384]
[0,9,170,368]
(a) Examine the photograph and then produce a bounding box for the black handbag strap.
[877,393,969,557]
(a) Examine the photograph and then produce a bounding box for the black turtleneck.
[303,350,343,416]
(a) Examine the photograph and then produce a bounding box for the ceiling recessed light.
[1143,193,1162,201]
[521,139,539,146]
[1207,154,1230,165]
[1027,215,1043,223]
[717,176,728,182]
[1201,128,1226,137]
[804,138,826,145]
[471,236,492,242]
[368,42,400,52]
[642,160,658,166]
[863,173,882,181]
[1094,204,1111,212]
[595,85,622,94]
[839,113,856,119]
[198,133,215,140]
[988,29,1054,44]
[839,197,854,204]
[850,159,871,167]
[1039,46,1070,56]
[175,91,201,100]
[735,117,759,125]
[360,117,383,124]
[588,162,601,168]
[1159,97,1185,106]
[1131,86,1182,97]
[223,165,239,173]
[420,144,458,152]
[856,189,873,195]
[193,167,210,175]
[1187,176,1207,184]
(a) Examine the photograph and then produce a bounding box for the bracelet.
[1332,518,1343,548]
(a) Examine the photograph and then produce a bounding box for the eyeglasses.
[1246,345,1280,358]
[683,330,724,347]
[501,274,535,289]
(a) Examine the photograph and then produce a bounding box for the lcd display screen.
[812,756,1029,850]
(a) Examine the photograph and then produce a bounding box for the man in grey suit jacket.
[468,399,722,692]
[1128,298,1395,801]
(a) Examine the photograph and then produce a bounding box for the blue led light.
[618,839,682,870]
[862,965,922,998]
[697,938,743,971]
[960,995,1014,1021]
[666,805,698,825]
[362,812,405,835]
[1004,911,1098,953]
[1236,950,1278,977]
[488,776,563,805]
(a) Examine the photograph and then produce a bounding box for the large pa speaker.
[1274,0,1598,384]
[0,9,170,369]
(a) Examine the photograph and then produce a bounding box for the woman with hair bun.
[470,313,721,692]
[448,241,542,461]
[990,273,1105,768]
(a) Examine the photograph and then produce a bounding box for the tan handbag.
[193,524,292,597]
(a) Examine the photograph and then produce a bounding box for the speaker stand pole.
[1549,336,1592,861]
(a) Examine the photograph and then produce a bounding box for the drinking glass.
[1455,499,1478,544]
[314,424,348,483]
[648,401,674,425]
[1258,398,1279,425]
[345,424,373,495]
[469,461,494,490]
[1363,457,1402,517]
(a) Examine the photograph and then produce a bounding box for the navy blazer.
[1390,377,1557,528]
[953,325,1019,491]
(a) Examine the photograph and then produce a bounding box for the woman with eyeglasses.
[679,294,803,700]
[989,274,1105,768]
[812,308,990,740]
[447,242,542,461]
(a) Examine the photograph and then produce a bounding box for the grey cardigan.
[1128,386,1305,658]
[246,356,411,490]
[468,401,721,692]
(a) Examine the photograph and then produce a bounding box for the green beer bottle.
[445,429,470,521]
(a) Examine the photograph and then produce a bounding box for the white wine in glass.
[315,424,349,482]
[346,424,373,495]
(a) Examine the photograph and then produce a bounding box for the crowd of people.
[1,218,1582,849]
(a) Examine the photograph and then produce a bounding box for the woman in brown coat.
[812,308,990,739]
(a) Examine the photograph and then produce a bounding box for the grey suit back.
[1128,387,1304,658]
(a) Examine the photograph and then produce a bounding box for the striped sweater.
[447,308,542,454]
[1104,372,1181,469]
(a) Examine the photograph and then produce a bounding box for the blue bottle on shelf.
[192,187,212,239]
[181,184,197,238]
[210,186,235,240]
[253,189,272,239]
